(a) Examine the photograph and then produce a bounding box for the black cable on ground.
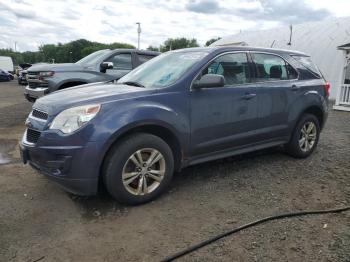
[161,206,350,262]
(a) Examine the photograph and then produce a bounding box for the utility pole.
[136,22,141,50]
[14,42,17,52]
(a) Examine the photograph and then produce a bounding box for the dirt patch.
[0,139,18,165]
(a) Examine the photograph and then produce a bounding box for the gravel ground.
[0,81,349,262]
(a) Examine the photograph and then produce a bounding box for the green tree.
[146,45,159,52]
[205,37,221,46]
[160,38,199,52]
[0,39,136,65]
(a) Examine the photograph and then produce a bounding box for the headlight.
[50,104,100,134]
[39,71,55,77]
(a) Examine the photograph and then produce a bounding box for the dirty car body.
[20,46,329,204]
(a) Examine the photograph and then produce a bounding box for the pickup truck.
[24,49,159,102]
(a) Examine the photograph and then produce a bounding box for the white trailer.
[212,17,350,111]
[0,56,14,73]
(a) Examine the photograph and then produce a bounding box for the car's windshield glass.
[117,51,209,88]
[76,50,109,65]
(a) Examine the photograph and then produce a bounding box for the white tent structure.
[212,17,350,111]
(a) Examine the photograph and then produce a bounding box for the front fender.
[90,91,190,168]
[48,71,110,91]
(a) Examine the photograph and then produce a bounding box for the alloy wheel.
[299,121,317,152]
[122,148,166,195]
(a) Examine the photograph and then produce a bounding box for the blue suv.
[20,46,329,205]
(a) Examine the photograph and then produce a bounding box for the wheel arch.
[99,122,184,188]
[300,105,324,129]
[58,81,88,89]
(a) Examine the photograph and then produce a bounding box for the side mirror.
[100,62,114,72]
[193,74,225,89]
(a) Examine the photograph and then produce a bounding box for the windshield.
[118,51,209,88]
[76,50,109,65]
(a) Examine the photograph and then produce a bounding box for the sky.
[0,0,349,51]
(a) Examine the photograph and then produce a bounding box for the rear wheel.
[103,133,174,205]
[285,113,320,158]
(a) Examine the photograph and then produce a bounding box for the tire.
[285,113,320,158]
[103,133,174,205]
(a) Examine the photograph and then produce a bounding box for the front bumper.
[24,85,49,100]
[19,131,100,196]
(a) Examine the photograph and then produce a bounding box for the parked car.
[0,56,14,74]
[24,49,160,102]
[0,69,13,81]
[20,46,329,205]
[17,63,32,85]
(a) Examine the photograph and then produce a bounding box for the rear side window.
[138,54,154,64]
[252,53,293,81]
[292,55,321,78]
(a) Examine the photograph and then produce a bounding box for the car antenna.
[270,40,276,48]
[287,24,293,46]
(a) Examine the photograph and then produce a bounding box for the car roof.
[108,49,160,55]
[172,46,308,56]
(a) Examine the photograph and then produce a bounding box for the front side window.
[109,53,132,70]
[201,53,250,85]
[252,53,290,81]
[118,51,208,88]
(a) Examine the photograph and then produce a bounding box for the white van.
[0,56,14,73]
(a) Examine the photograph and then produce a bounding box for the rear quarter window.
[292,55,322,78]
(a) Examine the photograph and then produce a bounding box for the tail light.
[324,81,330,97]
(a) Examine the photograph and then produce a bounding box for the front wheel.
[285,113,320,158]
[103,133,174,205]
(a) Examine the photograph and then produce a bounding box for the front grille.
[27,72,48,89]
[28,82,49,89]
[32,109,48,120]
[26,128,41,143]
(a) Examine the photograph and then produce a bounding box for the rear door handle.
[242,93,257,100]
[291,84,300,91]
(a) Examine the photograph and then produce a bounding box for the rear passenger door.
[251,52,299,141]
[190,52,259,156]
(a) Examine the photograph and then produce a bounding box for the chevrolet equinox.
[20,46,329,205]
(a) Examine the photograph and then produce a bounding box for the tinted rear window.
[292,56,322,78]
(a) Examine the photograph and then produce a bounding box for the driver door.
[190,52,259,156]
[105,53,133,79]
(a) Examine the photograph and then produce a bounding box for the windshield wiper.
[121,81,145,88]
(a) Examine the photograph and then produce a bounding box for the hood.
[28,63,85,72]
[33,83,154,115]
